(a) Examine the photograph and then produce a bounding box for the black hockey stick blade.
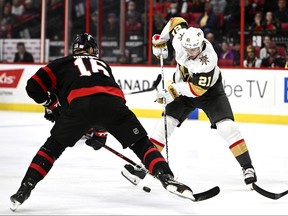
[252,183,288,200]
[125,74,162,95]
[193,186,220,201]
[167,186,220,202]
[152,74,162,89]
[121,169,141,185]
[124,164,147,179]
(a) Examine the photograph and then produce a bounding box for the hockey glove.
[43,92,61,123]
[85,129,108,150]
[152,34,168,59]
[155,80,179,104]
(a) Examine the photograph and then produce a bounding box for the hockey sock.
[22,146,55,184]
[130,136,173,176]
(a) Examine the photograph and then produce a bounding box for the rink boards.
[0,64,288,124]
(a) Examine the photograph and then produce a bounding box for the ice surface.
[0,111,287,215]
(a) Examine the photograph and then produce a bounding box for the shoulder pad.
[169,17,188,32]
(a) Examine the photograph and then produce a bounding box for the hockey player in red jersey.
[10,33,194,211]
[150,17,257,185]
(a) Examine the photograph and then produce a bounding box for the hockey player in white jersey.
[151,17,257,185]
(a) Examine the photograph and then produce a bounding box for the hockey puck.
[143,186,151,193]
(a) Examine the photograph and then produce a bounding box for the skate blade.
[10,200,21,212]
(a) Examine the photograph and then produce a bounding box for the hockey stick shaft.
[102,144,149,174]
[103,144,138,167]
[124,74,161,95]
[159,55,169,164]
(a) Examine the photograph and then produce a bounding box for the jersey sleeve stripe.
[188,82,200,97]
[32,74,47,92]
[42,66,57,88]
[67,86,125,104]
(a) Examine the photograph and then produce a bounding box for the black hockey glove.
[43,92,61,123]
[85,128,108,150]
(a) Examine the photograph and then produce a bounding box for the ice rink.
[0,110,287,215]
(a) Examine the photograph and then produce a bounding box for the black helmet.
[72,33,98,56]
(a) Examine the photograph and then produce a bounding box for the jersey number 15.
[74,58,110,77]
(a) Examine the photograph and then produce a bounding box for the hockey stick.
[102,144,148,186]
[124,74,161,95]
[252,183,288,200]
[102,144,146,175]
[102,143,220,202]
[159,54,169,164]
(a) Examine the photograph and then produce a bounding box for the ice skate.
[243,167,257,185]
[10,178,36,211]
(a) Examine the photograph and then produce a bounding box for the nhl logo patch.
[133,128,139,134]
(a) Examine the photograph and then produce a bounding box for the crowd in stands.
[153,0,288,68]
[1,0,288,68]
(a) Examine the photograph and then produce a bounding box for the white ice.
[0,110,287,215]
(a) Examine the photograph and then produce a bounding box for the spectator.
[11,0,25,16]
[219,40,234,60]
[126,12,142,36]
[243,45,262,68]
[23,0,39,16]
[127,0,141,22]
[197,1,218,36]
[259,35,272,59]
[190,0,206,13]
[70,0,86,40]
[180,0,189,13]
[222,0,240,37]
[210,0,227,14]
[46,0,64,40]
[126,0,143,36]
[90,10,98,38]
[163,1,181,65]
[245,0,264,27]
[153,12,167,34]
[102,13,119,39]
[262,11,281,35]
[0,2,17,38]
[232,41,240,66]
[164,2,181,21]
[249,11,264,35]
[14,42,34,63]
[206,32,221,57]
[261,42,286,68]
[273,0,288,23]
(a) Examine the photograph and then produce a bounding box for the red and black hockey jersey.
[26,54,125,108]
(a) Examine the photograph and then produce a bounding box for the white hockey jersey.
[159,17,220,98]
